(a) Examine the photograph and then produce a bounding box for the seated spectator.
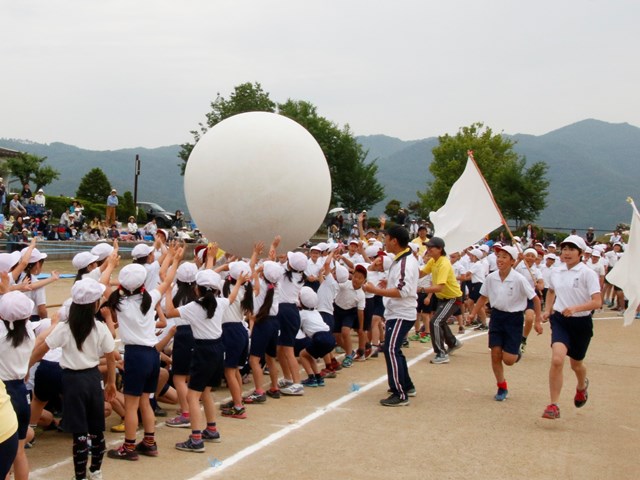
[10,194,26,217]
[34,189,46,207]
[108,224,120,240]
[127,216,142,240]
[143,218,158,238]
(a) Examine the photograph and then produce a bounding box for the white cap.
[196,270,222,290]
[408,243,419,253]
[229,261,251,280]
[584,247,593,255]
[523,248,539,257]
[176,262,198,283]
[72,252,99,270]
[545,253,558,261]
[365,245,380,258]
[309,245,322,252]
[548,243,557,248]
[495,245,519,261]
[327,243,339,252]
[118,264,147,291]
[591,250,601,258]
[382,255,393,271]
[513,236,521,242]
[287,251,308,272]
[0,251,22,273]
[157,229,169,239]
[348,239,360,246]
[560,235,587,251]
[299,286,318,309]
[71,278,106,305]
[0,291,35,322]
[263,261,285,284]
[91,242,114,261]
[22,247,47,263]
[335,265,349,283]
[316,242,328,251]
[57,298,73,323]
[479,244,490,253]
[131,244,153,259]
[469,248,483,259]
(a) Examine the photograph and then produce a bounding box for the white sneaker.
[280,383,304,396]
[277,378,293,388]
[88,471,103,480]
[430,353,450,364]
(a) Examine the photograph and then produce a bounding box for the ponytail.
[68,302,96,351]
[195,288,218,318]
[3,319,29,348]
[255,282,275,324]
[107,286,152,315]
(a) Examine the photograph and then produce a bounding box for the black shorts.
[304,280,320,292]
[277,303,301,347]
[4,380,29,440]
[171,325,195,376]
[33,359,63,403]
[371,295,385,317]
[525,298,535,311]
[222,322,249,368]
[305,331,336,359]
[294,337,311,357]
[188,339,224,392]
[319,311,335,331]
[123,345,160,396]
[550,312,593,361]
[488,309,524,355]
[363,297,375,331]
[468,282,483,302]
[249,316,279,359]
[333,305,358,332]
[60,367,105,433]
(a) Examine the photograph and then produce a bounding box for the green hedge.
[42,193,136,223]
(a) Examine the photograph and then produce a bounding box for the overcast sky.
[1,0,638,150]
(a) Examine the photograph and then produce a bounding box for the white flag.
[429,155,503,254]
[606,199,640,326]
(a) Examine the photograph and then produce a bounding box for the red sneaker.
[542,403,560,419]
[574,378,589,408]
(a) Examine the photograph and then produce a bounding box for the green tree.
[6,152,60,190]
[76,168,112,204]
[418,122,549,226]
[178,82,276,174]
[384,199,402,218]
[120,191,136,222]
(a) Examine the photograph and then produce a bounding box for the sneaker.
[335,346,345,354]
[154,406,168,417]
[243,391,267,404]
[448,340,463,354]
[419,334,431,343]
[430,353,450,364]
[407,387,417,397]
[401,339,410,348]
[107,445,139,461]
[474,324,488,331]
[88,470,103,480]
[408,333,421,341]
[110,420,126,433]
[495,388,508,401]
[280,383,305,396]
[202,429,221,443]
[354,349,366,362]
[266,388,281,399]
[301,377,319,387]
[320,368,337,379]
[635,312,640,320]
[342,355,353,368]
[379,394,410,407]
[165,415,191,428]
[175,436,205,453]
[135,441,159,457]
[520,342,527,355]
[330,358,343,371]
[316,377,325,387]
[458,327,465,334]
[542,403,560,419]
[574,378,589,408]
[364,346,373,359]
[221,406,247,419]
[277,378,293,388]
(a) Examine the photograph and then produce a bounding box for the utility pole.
[134,154,140,217]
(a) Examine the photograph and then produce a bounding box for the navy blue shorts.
[363,297,375,331]
[550,312,593,361]
[469,282,483,302]
[123,345,160,396]
[249,316,279,359]
[319,311,335,331]
[171,325,195,376]
[33,359,63,403]
[305,331,336,359]
[294,337,311,357]
[417,292,438,313]
[333,305,358,332]
[372,295,385,317]
[61,367,105,433]
[304,280,320,292]
[4,380,29,440]
[188,339,224,392]
[222,322,249,368]
[277,303,301,347]
[488,309,524,355]
[526,298,534,311]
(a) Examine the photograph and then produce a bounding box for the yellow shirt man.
[421,255,462,300]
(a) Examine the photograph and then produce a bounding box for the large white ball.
[184,112,331,257]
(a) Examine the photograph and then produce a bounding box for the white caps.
[479,244,490,253]
[365,245,380,258]
[560,235,587,251]
[382,255,393,271]
[0,291,35,321]
[495,245,519,261]
[263,261,285,284]
[316,242,328,251]
[548,243,557,249]
[131,244,153,259]
[118,264,147,291]
[348,239,360,246]
[309,245,323,252]
[584,247,593,255]
[0,251,22,272]
[591,250,601,258]
[334,265,349,283]
[72,251,99,270]
[91,242,114,261]
[299,286,318,309]
[71,278,106,305]
[287,251,307,272]
[23,247,47,264]
[408,243,419,253]
[176,262,198,283]
[523,248,539,257]
[57,298,73,323]
[469,248,484,259]
[195,270,222,290]
[229,261,251,280]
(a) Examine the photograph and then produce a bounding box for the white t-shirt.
[278,270,304,304]
[515,262,542,290]
[585,259,606,277]
[548,262,601,317]
[253,278,280,317]
[467,261,487,284]
[479,269,536,312]
[176,298,228,340]
[46,320,115,370]
[116,289,162,347]
[0,321,36,380]
[222,287,247,324]
[144,261,161,291]
[299,309,330,337]
[317,275,339,314]
[334,281,366,311]
[304,257,322,278]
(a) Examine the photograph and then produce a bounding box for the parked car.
[136,202,176,228]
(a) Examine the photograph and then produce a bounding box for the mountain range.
[1,118,638,232]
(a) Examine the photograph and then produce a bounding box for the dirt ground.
[22,261,640,480]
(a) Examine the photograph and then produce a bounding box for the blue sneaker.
[202,429,221,443]
[301,377,319,387]
[316,376,325,387]
[495,388,508,401]
[175,436,205,453]
[342,355,354,368]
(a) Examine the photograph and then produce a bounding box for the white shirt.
[383,249,418,321]
[176,298,228,340]
[278,270,304,304]
[467,262,487,284]
[222,287,247,324]
[515,262,542,289]
[116,289,162,347]
[317,274,339,314]
[585,259,606,277]
[144,261,161,291]
[299,309,330,337]
[253,278,280,317]
[304,257,322,278]
[479,269,536,312]
[0,322,36,380]
[334,281,366,311]
[46,320,115,370]
[548,262,601,317]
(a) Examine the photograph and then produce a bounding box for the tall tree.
[418,122,549,226]
[76,168,113,203]
[6,152,60,190]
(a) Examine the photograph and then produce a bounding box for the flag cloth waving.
[606,198,640,326]
[429,154,503,254]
